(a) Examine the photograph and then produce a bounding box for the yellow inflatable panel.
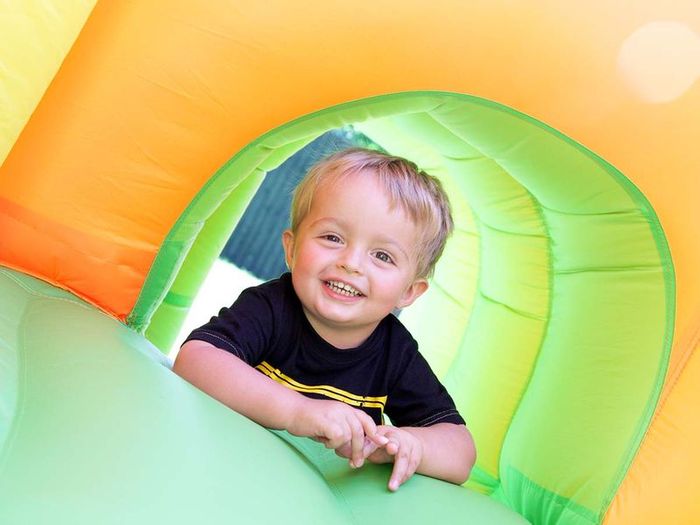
[0,0,95,163]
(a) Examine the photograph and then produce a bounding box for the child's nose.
[337,247,362,274]
[339,262,360,274]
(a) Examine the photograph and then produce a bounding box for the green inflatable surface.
[0,267,528,524]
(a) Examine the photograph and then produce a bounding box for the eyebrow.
[309,217,344,229]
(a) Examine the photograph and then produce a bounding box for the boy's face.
[282,171,428,349]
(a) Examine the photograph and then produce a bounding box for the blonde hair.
[290,148,453,279]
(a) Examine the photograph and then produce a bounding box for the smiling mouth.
[325,280,364,297]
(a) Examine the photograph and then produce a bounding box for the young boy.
[174,148,476,491]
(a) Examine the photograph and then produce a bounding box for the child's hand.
[375,426,424,491]
[336,425,423,491]
[288,398,387,468]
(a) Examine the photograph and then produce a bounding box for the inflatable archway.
[1,2,698,524]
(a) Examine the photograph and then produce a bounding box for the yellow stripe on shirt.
[255,361,387,410]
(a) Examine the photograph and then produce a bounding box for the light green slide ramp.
[0,267,526,524]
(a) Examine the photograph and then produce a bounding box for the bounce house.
[1,2,698,523]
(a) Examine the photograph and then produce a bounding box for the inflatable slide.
[1,1,698,523]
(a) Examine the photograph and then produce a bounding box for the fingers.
[387,442,418,491]
[315,404,377,469]
[330,421,423,491]
[369,431,389,448]
[349,416,366,468]
[321,421,353,450]
[332,409,379,468]
[359,413,388,447]
[362,438,380,459]
[308,401,421,476]
[384,438,399,456]
[334,440,352,458]
[383,431,422,492]
[352,411,389,467]
[336,436,380,462]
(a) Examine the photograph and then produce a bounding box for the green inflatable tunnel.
[0,92,673,524]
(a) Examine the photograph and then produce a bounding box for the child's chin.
[318,311,357,325]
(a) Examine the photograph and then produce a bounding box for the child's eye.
[374,251,394,264]
[321,234,342,243]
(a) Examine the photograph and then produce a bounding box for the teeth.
[326,280,362,297]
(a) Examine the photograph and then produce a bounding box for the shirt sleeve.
[183,284,276,365]
[385,348,465,428]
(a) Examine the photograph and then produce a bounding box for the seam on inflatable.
[0,268,95,312]
[0,262,108,318]
[429,274,474,310]
[478,291,547,322]
[479,221,548,239]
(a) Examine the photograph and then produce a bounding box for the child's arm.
[337,422,475,491]
[174,340,387,467]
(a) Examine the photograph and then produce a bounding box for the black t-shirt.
[185,273,464,427]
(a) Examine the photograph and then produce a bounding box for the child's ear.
[282,229,295,270]
[396,278,429,309]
